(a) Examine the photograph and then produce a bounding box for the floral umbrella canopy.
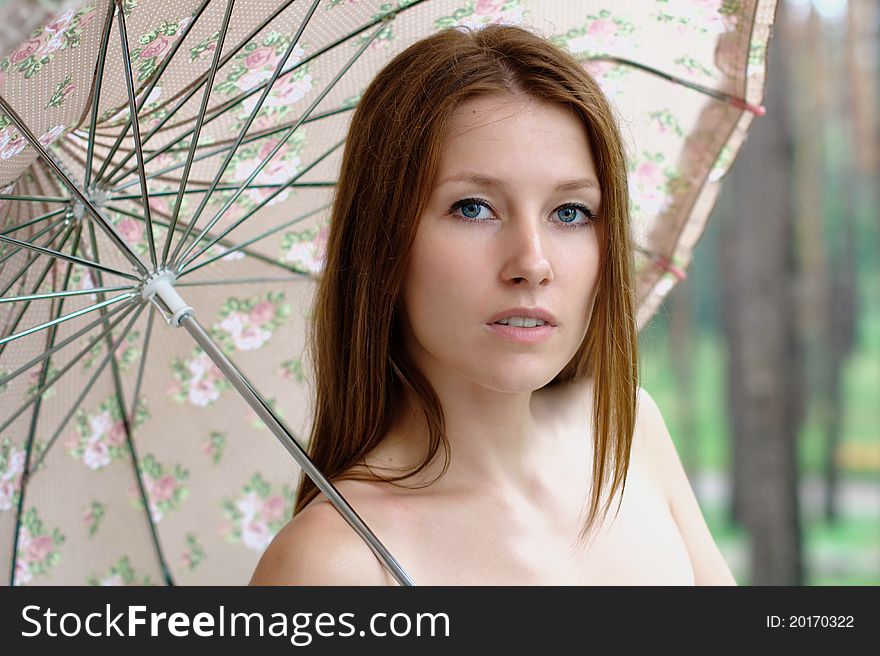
[0,0,776,586]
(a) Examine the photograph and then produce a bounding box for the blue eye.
[447,197,598,229]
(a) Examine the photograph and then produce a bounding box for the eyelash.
[447,197,599,229]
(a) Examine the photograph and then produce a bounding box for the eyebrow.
[437,172,600,193]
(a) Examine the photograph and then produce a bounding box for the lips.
[486,306,558,327]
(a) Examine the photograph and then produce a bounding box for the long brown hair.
[294,23,639,547]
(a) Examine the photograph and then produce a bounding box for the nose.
[499,216,554,287]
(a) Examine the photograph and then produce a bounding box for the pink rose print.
[242,520,271,550]
[475,0,506,13]
[83,440,110,470]
[148,196,170,214]
[587,19,616,39]
[11,39,42,64]
[42,33,66,56]
[14,558,32,586]
[151,475,177,503]
[107,421,127,447]
[635,162,663,187]
[249,301,274,326]
[258,138,288,161]
[245,46,277,70]
[1,137,27,161]
[262,496,285,523]
[45,8,75,34]
[38,125,66,147]
[26,534,54,562]
[189,378,220,407]
[141,36,170,61]
[117,217,144,244]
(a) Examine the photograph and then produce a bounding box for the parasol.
[0,0,776,586]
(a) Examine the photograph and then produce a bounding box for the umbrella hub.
[141,269,193,327]
[72,187,110,220]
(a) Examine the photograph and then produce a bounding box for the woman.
[250,23,735,586]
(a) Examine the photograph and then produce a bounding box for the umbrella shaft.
[177,312,415,587]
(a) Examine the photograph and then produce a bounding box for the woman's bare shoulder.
[249,484,389,586]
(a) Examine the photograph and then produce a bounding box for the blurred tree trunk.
[668,278,697,474]
[718,1,804,584]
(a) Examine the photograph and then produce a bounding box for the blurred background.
[638,0,879,585]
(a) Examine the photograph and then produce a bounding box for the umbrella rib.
[8,222,84,587]
[84,0,116,189]
[0,291,138,349]
[180,203,329,277]
[128,303,155,426]
[86,219,175,586]
[0,95,149,275]
[30,303,146,473]
[0,285,135,304]
[0,207,67,237]
[92,0,212,185]
[160,0,238,269]
[175,274,307,288]
[588,54,766,115]
[116,3,159,270]
[0,302,138,437]
[107,106,351,194]
[0,299,132,391]
[0,232,141,281]
[177,139,343,273]
[111,182,333,199]
[143,104,355,156]
[104,202,302,275]
[0,222,78,361]
[103,0,414,191]
[171,4,377,272]
[166,0,323,269]
[100,0,299,187]
[0,194,68,203]
[0,214,68,269]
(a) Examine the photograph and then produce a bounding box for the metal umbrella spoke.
[30,303,146,473]
[0,285,135,304]
[0,298,133,391]
[0,214,69,268]
[107,106,351,195]
[0,208,67,238]
[83,1,116,189]
[0,95,148,275]
[110,182,333,200]
[127,304,154,427]
[0,222,79,361]
[160,0,237,268]
[9,219,86,587]
[166,0,322,269]
[180,203,329,277]
[103,0,416,191]
[177,140,342,274]
[175,274,308,288]
[0,291,138,348]
[0,194,68,203]
[0,231,141,281]
[104,203,303,275]
[100,0,299,187]
[0,299,138,436]
[92,0,212,186]
[85,218,175,586]
[115,2,161,269]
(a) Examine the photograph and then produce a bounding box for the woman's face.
[399,93,603,393]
